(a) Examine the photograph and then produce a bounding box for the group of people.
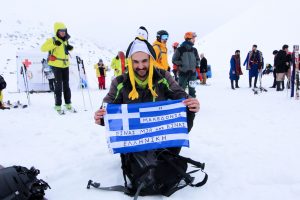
[272,44,292,91]
[93,27,209,100]
[229,44,263,90]
[229,44,294,91]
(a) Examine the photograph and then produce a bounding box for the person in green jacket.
[41,22,74,112]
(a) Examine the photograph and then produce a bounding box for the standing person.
[243,44,263,88]
[275,44,290,91]
[41,22,74,112]
[94,59,107,90]
[94,36,200,151]
[229,50,243,89]
[153,30,170,71]
[172,32,200,98]
[111,51,126,77]
[270,50,278,88]
[172,42,179,82]
[284,51,292,89]
[200,53,208,85]
[0,75,9,110]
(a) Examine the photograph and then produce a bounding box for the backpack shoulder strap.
[153,44,162,60]
[113,75,125,103]
[48,37,57,55]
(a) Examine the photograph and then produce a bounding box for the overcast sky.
[1,0,282,50]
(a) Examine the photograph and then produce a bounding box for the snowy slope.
[0,17,115,92]
[1,1,300,200]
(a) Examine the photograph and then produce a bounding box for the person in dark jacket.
[200,53,208,85]
[172,32,200,97]
[284,52,292,89]
[270,50,278,88]
[275,44,290,91]
[243,44,263,88]
[229,50,243,89]
[94,36,200,153]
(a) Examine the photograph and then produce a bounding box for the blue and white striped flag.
[103,99,189,154]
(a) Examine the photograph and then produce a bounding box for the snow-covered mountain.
[0,17,115,91]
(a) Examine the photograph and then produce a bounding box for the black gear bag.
[0,165,50,200]
[87,149,208,200]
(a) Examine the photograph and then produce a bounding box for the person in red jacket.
[172,42,179,82]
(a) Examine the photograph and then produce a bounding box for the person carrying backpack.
[41,22,74,113]
[153,30,170,71]
[172,32,200,98]
[93,36,205,199]
[94,59,107,90]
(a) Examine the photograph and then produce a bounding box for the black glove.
[54,40,62,46]
[66,44,73,51]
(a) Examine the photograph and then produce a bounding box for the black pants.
[272,70,276,87]
[48,79,55,91]
[52,67,71,106]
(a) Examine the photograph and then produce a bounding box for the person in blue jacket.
[243,45,263,88]
[229,50,243,89]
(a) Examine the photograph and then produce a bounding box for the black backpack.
[87,149,208,199]
[0,75,6,90]
[0,165,50,200]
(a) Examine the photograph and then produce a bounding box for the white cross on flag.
[103,99,189,154]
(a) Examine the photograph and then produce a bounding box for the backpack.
[153,44,167,61]
[0,75,7,90]
[87,149,208,199]
[0,165,51,200]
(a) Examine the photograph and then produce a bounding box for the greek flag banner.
[104,99,189,154]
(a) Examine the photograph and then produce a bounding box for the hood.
[54,22,70,40]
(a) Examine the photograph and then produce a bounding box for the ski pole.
[21,64,31,105]
[80,59,93,110]
[76,56,87,111]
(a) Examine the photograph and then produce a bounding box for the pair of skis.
[76,56,93,111]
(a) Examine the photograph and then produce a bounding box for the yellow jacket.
[153,40,169,71]
[94,63,107,77]
[41,22,72,68]
[0,90,3,103]
[111,58,128,76]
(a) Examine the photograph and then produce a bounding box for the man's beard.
[134,68,149,78]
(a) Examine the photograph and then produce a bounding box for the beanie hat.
[136,26,148,40]
[126,36,158,100]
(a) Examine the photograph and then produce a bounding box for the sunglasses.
[161,35,168,40]
[58,29,67,33]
